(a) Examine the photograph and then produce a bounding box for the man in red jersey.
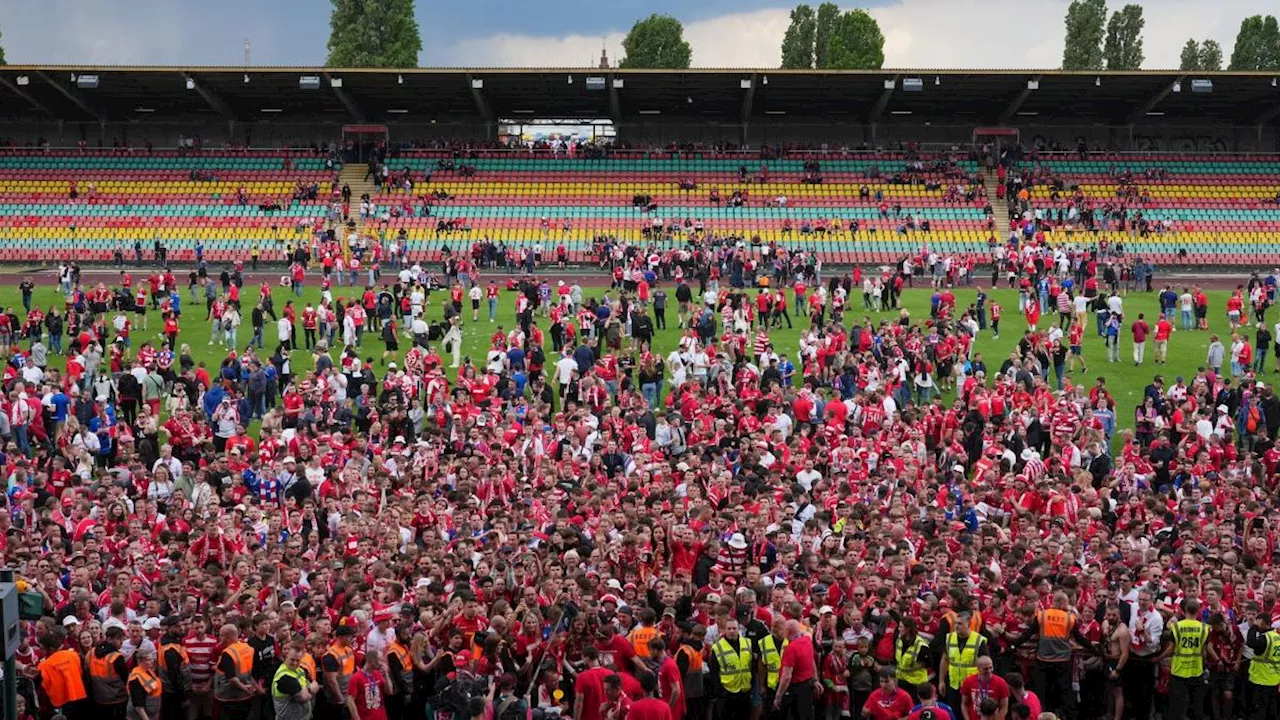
[628,674,672,720]
[346,651,390,720]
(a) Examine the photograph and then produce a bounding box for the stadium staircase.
[339,164,379,260]
[985,174,1010,225]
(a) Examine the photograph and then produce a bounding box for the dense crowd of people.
[7,230,1280,720]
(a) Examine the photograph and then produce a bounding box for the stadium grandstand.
[1,67,1280,266]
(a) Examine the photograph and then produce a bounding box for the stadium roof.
[1,67,1278,126]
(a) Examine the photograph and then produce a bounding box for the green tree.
[780,5,816,69]
[1228,15,1280,69]
[1180,38,1223,70]
[326,0,422,68]
[1103,4,1144,70]
[0,27,6,65]
[619,14,692,69]
[813,2,840,69]
[824,9,884,70]
[1199,39,1223,70]
[1179,39,1201,69]
[1263,16,1280,69]
[1062,0,1106,70]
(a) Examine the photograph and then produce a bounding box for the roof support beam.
[868,74,900,124]
[35,71,102,121]
[322,72,363,122]
[607,73,622,126]
[999,75,1042,125]
[179,72,237,121]
[741,73,757,124]
[1128,75,1185,124]
[0,76,54,115]
[466,74,495,124]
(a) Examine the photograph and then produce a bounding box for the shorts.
[1070,345,1082,355]
[1230,311,1241,320]
[471,299,480,310]
[1209,669,1236,693]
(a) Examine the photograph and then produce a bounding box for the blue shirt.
[910,703,956,720]
[48,393,70,423]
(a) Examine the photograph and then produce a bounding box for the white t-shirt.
[795,469,822,491]
[555,357,578,385]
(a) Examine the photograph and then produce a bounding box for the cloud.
[0,0,1271,68]
[445,0,1277,69]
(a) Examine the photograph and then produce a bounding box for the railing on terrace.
[1,146,1279,161]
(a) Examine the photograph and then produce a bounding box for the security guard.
[709,619,755,720]
[214,624,259,720]
[1162,598,1209,720]
[1010,591,1096,720]
[157,617,191,720]
[386,626,417,720]
[758,617,789,717]
[1245,612,1280,720]
[273,639,320,720]
[676,624,707,720]
[319,624,357,720]
[36,628,88,720]
[629,608,663,660]
[90,625,131,720]
[894,619,930,700]
[939,611,988,712]
[127,648,163,720]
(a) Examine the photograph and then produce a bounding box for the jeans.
[1255,347,1270,373]
[641,383,658,408]
[916,385,934,404]
[251,326,264,348]
[1182,309,1193,329]
[489,299,497,321]
[1054,362,1065,390]
[50,333,62,354]
[14,425,29,457]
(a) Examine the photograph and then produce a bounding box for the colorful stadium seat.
[0,150,332,264]
[5,149,1279,266]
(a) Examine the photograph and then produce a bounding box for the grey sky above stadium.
[0,0,1274,69]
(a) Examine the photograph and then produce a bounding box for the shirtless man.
[1101,602,1131,720]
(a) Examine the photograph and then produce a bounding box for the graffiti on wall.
[1131,134,1229,152]
[1027,132,1235,153]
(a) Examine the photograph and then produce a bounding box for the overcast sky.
[0,0,1270,69]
